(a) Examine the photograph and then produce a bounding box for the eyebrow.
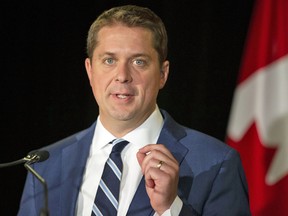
[98,52,151,60]
[97,52,115,58]
[131,53,151,59]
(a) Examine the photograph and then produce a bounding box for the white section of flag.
[227,54,288,184]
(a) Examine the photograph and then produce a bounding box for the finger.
[143,157,165,174]
[139,144,177,163]
[146,178,155,188]
[156,160,164,169]
[136,150,146,166]
[139,144,178,169]
[144,165,172,190]
[136,149,155,172]
[140,150,165,174]
[140,149,178,174]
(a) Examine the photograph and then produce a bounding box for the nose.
[115,63,132,83]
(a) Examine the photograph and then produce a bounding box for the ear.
[159,60,169,89]
[85,58,92,83]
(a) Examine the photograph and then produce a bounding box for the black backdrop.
[1,0,254,215]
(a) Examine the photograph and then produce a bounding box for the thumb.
[136,150,145,167]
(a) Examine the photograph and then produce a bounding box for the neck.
[100,113,153,138]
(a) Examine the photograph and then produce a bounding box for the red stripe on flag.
[238,0,288,84]
[228,123,288,215]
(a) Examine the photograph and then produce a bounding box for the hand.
[136,144,179,215]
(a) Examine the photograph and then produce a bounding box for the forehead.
[95,25,155,52]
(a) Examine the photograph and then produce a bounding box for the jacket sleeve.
[202,149,250,215]
[179,149,251,216]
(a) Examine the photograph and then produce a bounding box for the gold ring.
[156,161,164,169]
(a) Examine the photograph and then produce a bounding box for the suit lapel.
[59,123,95,215]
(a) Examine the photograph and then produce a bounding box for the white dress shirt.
[76,106,182,215]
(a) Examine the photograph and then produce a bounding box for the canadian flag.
[226,0,288,215]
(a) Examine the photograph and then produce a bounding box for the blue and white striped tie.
[91,139,129,216]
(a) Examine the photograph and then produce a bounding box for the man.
[18,5,251,216]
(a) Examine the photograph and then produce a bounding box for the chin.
[110,110,136,121]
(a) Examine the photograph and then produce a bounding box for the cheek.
[147,73,163,89]
[141,76,161,96]
[90,76,104,96]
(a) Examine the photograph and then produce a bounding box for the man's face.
[85,24,169,131]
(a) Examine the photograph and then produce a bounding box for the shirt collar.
[123,106,163,148]
[92,106,164,153]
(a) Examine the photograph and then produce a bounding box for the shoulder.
[161,109,230,150]
[181,126,233,156]
[41,122,96,153]
[33,122,96,168]
[160,109,240,169]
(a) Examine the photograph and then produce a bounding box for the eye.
[133,59,146,66]
[104,58,115,65]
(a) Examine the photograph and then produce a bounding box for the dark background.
[0,0,254,215]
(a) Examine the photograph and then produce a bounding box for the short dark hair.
[86,5,168,64]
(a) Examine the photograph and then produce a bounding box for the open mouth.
[116,94,130,99]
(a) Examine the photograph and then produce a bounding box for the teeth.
[117,94,127,99]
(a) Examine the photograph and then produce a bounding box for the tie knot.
[110,138,129,153]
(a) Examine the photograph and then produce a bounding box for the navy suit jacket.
[18,110,251,215]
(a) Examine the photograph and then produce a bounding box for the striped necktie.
[91,139,129,216]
